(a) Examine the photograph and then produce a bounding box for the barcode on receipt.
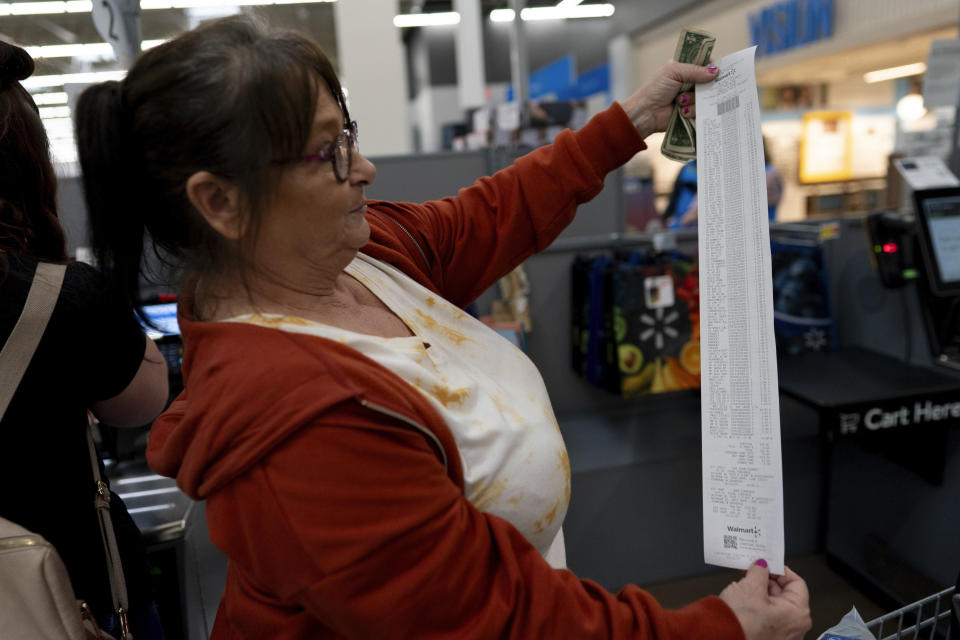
[717,96,740,116]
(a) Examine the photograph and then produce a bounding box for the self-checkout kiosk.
[863,185,960,370]
[911,187,960,369]
[784,183,960,608]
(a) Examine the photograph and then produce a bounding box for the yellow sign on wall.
[799,110,853,183]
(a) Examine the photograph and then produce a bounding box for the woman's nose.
[352,151,376,186]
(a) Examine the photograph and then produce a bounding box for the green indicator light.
[874,245,882,253]
[903,269,918,279]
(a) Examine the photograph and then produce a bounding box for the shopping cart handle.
[953,592,959,630]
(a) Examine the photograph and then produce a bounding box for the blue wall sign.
[506,58,611,103]
[748,0,834,57]
[529,54,576,99]
[574,64,610,100]
[507,54,576,102]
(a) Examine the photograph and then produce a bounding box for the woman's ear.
[186,171,244,240]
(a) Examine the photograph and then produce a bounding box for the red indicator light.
[882,243,898,254]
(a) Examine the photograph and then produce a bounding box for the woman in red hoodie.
[75,15,810,640]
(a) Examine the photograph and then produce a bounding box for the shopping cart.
[864,586,958,640]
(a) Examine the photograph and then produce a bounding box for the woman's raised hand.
[719,561,812,640]
[620,60,718,139]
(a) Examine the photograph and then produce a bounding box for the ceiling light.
[0,0,333,16]
[39,106,71,118]
[23,70,127,90]
[490,3,614,22]
[141,0,332,8]
[31,91,69,105]
[26,39,165,59]
[393,11,460,27]
[863,62,926,84]
[0,1,91,15]
[896,93,926,121]
[556,0,584,6]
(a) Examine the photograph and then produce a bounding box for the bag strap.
[0,262,66,419]
[0,262,131,639]
[87,426,131,640]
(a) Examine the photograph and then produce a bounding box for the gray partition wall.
[366,150,494,204]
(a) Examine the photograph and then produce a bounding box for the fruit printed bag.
[570,256,592,377]
[585,255,613,387]
[770,239,836,356]
[605,257,700,397]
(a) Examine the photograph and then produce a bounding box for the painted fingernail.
[707,65,718,74]
[756,559,768,568]
[682,107,690,116]
[679,94,688,105]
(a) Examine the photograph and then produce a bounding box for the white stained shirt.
[226,253,570,568]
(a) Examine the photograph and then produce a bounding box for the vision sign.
[748,0,834,58]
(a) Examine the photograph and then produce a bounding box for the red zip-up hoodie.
[147,103,745,640]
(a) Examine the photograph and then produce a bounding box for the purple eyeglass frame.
[271,120,359,182]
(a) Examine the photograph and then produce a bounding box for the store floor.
[638,553,889,637]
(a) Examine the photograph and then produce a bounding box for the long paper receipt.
[696,46,785,574]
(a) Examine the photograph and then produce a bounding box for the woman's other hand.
[620,61,718,139]
[719,561,812,640]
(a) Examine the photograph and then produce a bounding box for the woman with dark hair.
[76,15,810,640]
[0,41,169,638]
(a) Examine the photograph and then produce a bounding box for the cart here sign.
[836,397,960,435]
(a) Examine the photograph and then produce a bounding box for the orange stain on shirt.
[543,498,562,527]
[491,393,527,429]
[425,297,436,307]
[557,450,571,503]
[472,478,507,512]
[431,385,470,407]
[247,314,317,328]
[415,310,471,345]
[557,449,570,478]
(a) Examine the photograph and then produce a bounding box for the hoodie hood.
[147,289,365,500]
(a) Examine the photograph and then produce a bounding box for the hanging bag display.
[0,262,131,640]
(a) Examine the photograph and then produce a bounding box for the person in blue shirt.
[663,139,783,228]
[663,160,699,229]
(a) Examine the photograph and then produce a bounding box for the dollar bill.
[661,27,717,163]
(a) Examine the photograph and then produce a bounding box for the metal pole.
[508,0,530,130]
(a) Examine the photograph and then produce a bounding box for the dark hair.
[74,15,348,317]
[0,40,67,270]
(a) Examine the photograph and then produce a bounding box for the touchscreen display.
[921,195,960,284]
[140,302,180,339]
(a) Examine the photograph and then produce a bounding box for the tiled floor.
[639,553,889,637]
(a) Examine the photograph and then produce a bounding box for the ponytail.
[74,81,148,316]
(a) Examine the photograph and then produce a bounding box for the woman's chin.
[345,213,371,248]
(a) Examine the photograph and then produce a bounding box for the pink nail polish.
[756,559,768,568]
[679,94,688,105]
[707,66,718,74]
[682,107,690,116]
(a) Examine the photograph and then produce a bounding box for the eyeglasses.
[271,120,359,182]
